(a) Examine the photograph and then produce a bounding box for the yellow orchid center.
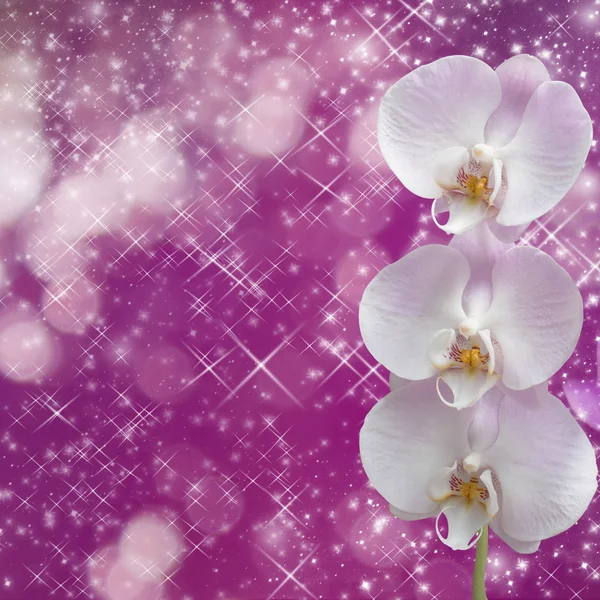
[466,175,489,196]
[460,346,484,369]
[459,478,484,501]
[457,169,493,202]
[450,472,490,503]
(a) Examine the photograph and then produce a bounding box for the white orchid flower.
[360,378,597,552]
[359,224,583,409]
[378,54,592,241]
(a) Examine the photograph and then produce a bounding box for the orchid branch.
[472,525,488,600]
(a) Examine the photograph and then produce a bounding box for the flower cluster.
[359,55,597,553]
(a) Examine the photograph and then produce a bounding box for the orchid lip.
[428,327,501,410]
[428,462,499,551]
[431,150,506,236]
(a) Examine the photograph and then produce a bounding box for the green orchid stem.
[472,525,489,600]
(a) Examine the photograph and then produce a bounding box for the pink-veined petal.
[379,56,501,198]
[433,146,470,190]
[428,328,458,370]
[484,55,550,148]
[496,81,592,226]
[360,379,472,515]
[482,246,583,390]
[427,462,458,503]
[483,388,597,542]
[478,329,496,375]
[359,245,468,379]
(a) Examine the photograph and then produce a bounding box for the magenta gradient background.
[0,0,599,599]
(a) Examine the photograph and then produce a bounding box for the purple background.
[0,0,599,599]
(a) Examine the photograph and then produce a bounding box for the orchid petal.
[360,379,472,514]
[389,372,411,391]
[496,81,593,226]
[389,504,438,521]
[433,146,470,190]
[359,245,469,379]
[427,462,458,503]
[487,219,530,243]
[490,519,541,554]
[449,222,512,317]
[428,328,458,370]
[483,388,597,542]
[467,387,504,454]
[488,158,504,205]
[484,55,550,148]
[483,247,583,390]
[479,469,499,517]
[437,369,499,410]
[379,56,501,198]
[478,329,496,375]
[436,497,489,551]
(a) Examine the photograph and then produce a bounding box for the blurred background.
[0,0,598,598]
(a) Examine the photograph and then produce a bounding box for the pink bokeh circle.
[133,343,195,403]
